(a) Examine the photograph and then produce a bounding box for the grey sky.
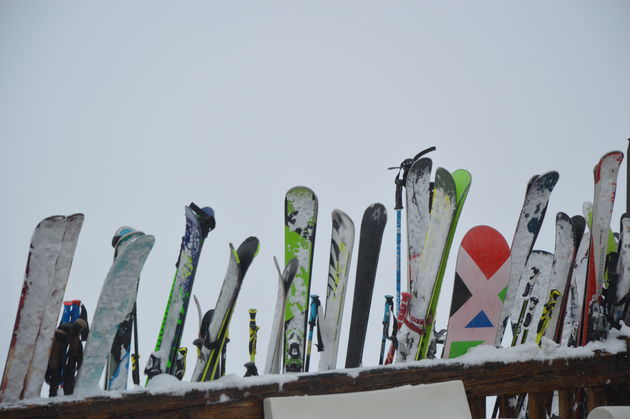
[1,1,629,391]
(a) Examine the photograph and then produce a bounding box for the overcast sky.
[1,1,629,393]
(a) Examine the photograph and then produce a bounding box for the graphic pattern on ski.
[145,204,215,380]
[396,168,456,362]
[192,236,259,382]
[75,233,154,394]
[495,171,559,346]
[443,226,510,359]
[319,209,355,371]
[284,187,318,373]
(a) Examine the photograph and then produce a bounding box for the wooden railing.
[2,340,629,418]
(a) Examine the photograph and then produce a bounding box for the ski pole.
[389,146,436,312]
[384,292,411,364]
[379,295,394,365]
[304,295,321,372]
[131,303,140,386]
[248,308,259,364]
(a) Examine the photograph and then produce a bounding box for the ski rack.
[3,338,630,418]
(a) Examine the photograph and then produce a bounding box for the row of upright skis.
[1,144,629,417]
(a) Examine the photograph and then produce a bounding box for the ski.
[513,251,554,345]
[537,214,578,343]
[396,168,456,362]
[283,187,318,373]
[264,257,297,374]
[562,229,591,347]
[580,151,623,345]
[105,227,145,391]
[145,203,215,381]
[23,214,84,399]
[443,226,511,359]
[75,232,154,394]
[405,158,433,295]
[495,171,559,346]
[192,236,259,382]
[391,147,436,311]
[318,209,355,371]
[418,169,472,359]
[1,215,83,403]
[345,203,387,368]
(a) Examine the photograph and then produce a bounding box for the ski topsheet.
[105,227,145,391]
[75,233,154,394]
[443,226,511,359]
[562,229,590,347]
[145,204,215,380]
[192,236,259,382]
[495,171,559,346]
[264,257,298,375]
[318,209,355,371]
[511,251,554,345]
[22,214,84,399]
[345,203,387,368]
[405,158,432,293]
[396,168,456,362]
[418,169,471,360]
[1,215,83,402]
[539,213,577,343]
[284,187,318,373]
[580,151,623,345]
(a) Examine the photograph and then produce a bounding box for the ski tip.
[112,226,141,247]
[286,185,318,201]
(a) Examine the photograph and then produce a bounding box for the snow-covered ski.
[318,209,355,371]
[284,187,318,373]
[580,151,623,344]
[264,257,297,375]
[145,204,215,381]
[1,214,83,403]
[75,232,154,394]
[396,168,456,362]
[495,171,559,346]
[192,236,259,382]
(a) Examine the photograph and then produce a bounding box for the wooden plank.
[1,351,627,418]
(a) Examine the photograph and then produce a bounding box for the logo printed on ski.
[443,226,510,359]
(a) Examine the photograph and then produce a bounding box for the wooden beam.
[1,350,627,418]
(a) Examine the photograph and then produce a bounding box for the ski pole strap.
[404,315,430,336]
[315,307,324,352]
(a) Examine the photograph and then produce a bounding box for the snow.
[2,329,628,411]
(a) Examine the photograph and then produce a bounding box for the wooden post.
[586,386,608,414]
[528,392,546,419]
[467,396,485,418]
[558,389,575,419]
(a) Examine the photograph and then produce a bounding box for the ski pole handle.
[248,308,258,363]
[379,295,394,365]
[305,295,321,372]
[384,292,411,365]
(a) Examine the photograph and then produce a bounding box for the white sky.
[1,1,629,393]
